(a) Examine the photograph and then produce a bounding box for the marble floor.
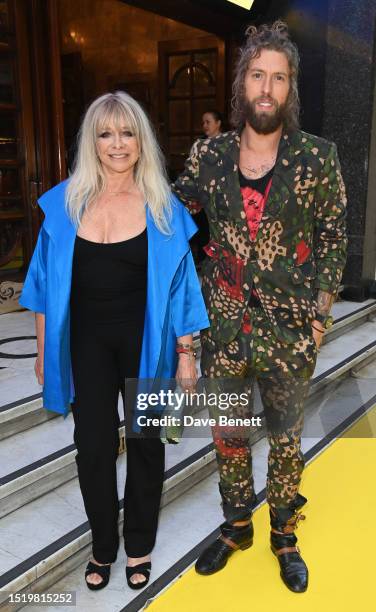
[0,311,41,407]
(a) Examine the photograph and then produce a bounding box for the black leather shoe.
[270,532,308,592]
[269,493,308,593]
[195,520,254,575]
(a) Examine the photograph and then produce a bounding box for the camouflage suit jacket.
[172,129,348,345]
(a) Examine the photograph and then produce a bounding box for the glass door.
[0,0,39,278]
[0,0,24,274]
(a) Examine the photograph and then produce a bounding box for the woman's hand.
[35,354,44,385]
[34,313,45,385]
[312,320,325,351]
[176,353,198,394]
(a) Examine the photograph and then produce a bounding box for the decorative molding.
[0,281,23,314]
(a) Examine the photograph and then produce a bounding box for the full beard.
[242,97,287,134]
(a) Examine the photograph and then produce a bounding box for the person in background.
[202,109,223,139]
[19,91,209,592]
[190,110,224,266]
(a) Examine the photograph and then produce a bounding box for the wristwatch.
[314,313,334,329]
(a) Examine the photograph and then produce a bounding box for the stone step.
[2,312,376,520]
[1,357,375,611]
[324,299,376,343]
[0,434,217,612]
[1,300,375,443]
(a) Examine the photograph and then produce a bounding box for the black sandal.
[126,561,151,590]
[85,560,111,590]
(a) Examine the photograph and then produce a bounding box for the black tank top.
[70,228,147,324]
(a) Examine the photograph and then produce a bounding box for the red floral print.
[296,239,311,264]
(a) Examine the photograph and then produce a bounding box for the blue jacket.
[19,180,210,418]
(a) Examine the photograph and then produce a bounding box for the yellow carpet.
[150,406,376,612]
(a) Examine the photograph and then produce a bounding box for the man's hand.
[312,320,325,350]
[312,289,336,350]
[316,290,335,316]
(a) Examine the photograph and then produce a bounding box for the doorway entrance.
[158,35,225,179]
[0,0,36,280]
[58,1,225,177]
[1,0,227,284]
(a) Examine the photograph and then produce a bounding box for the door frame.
[158,35,225,172]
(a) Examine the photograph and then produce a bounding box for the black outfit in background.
[70,228,165,562]
[238,165,274,195]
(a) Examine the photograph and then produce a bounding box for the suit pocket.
[289,260,316,285]
[203,239,246,302]
[200,327,218,354]
[214,191,230,220]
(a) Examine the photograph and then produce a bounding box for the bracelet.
[312,325,324,333]
[177,351,196,361]
[177,342,195,351]
[177,347,197,358]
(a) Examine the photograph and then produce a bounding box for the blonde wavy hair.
[65,91,172,233]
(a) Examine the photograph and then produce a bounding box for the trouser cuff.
[92,547,118,564]
[219,483,256,522]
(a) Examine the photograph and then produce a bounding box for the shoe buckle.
[296,511,305,526]
[290,511,305,530]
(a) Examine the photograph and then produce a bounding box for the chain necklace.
[240,151,276,177]
[240,160,275,178]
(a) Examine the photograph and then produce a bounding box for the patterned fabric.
[200,304,317,521]
[239,169,273,241]
[239,167,273,300]
[172,128,348,345]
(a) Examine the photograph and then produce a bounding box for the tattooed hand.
[312,290,336,349]
[316,290,335,316]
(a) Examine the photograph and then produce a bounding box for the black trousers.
[70,317,165,563]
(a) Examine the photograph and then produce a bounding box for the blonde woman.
[20,92,209,591]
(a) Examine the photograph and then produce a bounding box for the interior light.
[226,0,254,9]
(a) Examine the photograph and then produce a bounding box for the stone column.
[321,0,376,298]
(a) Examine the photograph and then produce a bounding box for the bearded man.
[172,21,347,592]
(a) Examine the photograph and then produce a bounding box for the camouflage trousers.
[200,304,318,523]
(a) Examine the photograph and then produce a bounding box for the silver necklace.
[240,150,276,174]
[240,161,275,178]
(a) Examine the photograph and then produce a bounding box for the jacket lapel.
[254,130,302,242]
[218,129,303,240]
[219,131,248,231]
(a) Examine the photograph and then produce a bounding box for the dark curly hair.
[231,21,300,132]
